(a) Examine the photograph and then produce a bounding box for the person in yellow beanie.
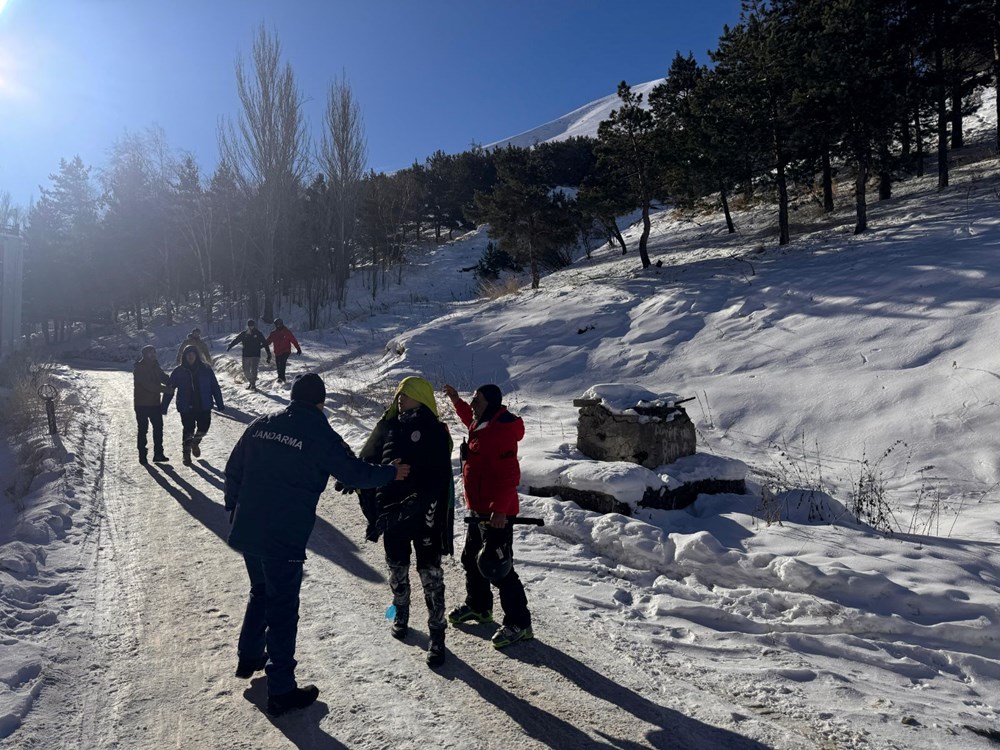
[358,376,454,667]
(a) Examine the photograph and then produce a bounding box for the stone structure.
[575,397,696,469]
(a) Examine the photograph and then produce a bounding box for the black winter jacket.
[227,328,270,359]
[225,401,396,560]
[359,405,453,554]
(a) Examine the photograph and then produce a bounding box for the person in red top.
[265,318,302,383]
[442,382,533,648]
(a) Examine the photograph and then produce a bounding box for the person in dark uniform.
[132,345,170,464]
[226,319,271,390]
[359,376,453,667]
[224,373,410,716]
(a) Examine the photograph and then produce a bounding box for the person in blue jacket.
[224,372,411,717]
[162,345,225,466]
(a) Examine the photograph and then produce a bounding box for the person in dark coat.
[442,383,532,649]
[359,376,453,667]
[133,344,170,464]
[227,319,271,391]
[224,373,410,716]
[265,318,301,384]
[162,345,225,466]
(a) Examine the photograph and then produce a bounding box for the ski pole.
[464,516,544,526]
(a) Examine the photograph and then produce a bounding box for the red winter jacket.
[450,397,524,515]
[266,327,301,357]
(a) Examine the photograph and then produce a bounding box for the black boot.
[152,452,169,463]
[234,653,268,679]
[267,685,319,717]
[138,451,148,465]
[391,605,409,640]
[426,628,446,668]
[183,444,192,466]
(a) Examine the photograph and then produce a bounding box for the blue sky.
[0,0,743,208]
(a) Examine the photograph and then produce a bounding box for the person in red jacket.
[442,382,533,648]
[265,318,302,383]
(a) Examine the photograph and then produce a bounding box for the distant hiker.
[175,327,212,367]
[442,383,533,649]
[265,318,301,384]
[227,319,271,391]
[133,345,170,465]
[224,373,411,716]
[359,376,454,667]
[162,345,225,466]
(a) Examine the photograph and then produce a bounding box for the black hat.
[247,319,255,327]
[274,318,284,327]
[476,384,503,409]
[291,373,326,404]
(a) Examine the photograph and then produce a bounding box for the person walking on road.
[175,327,212,367]
[162,345,225,466]
[358,376,454,667]
[227,319,271,391]
[442,383,533,649]
[133,345,170,465]
[265,318,301,384]
[224,373,411,716]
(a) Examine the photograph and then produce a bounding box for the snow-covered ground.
[3,90,1000,748]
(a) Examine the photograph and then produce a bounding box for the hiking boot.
[448,604,493,625]
[152,453,169,463]
[426,629,446,668]
[234,653,268,679]
[183,446,192,466]
[191,434,203,458]
[390,606,409,640]
[266,684,319,717]
[491,623,533,649]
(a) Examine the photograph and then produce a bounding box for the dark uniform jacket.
[225,401,396,560]
[227,329,270,359]
[359,405,454,554]
[133,356,169,408]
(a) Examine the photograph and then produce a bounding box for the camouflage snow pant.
[383,525,445,632]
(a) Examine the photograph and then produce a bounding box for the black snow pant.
[461,519,531,629]
[237,554,304,697]
[180,410,212,448]
[135,405,164,457]
[275,353,290,382]
[383,523,446,633]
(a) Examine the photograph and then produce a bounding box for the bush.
[475,241,522,281]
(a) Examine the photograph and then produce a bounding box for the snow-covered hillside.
[3,87,1000,749]
[487,78,662,149]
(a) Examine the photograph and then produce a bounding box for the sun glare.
[0,1,9,17]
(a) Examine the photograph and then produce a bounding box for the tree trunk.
[854,150,868,235]
[720,183,736,233]
[935,9,949,189]
[776,157,790,246]
[638,203,652,268]
[821,147,834,213]
[605,220,627,253]
[950,78,963,149]
[914,107,925,177]
[878,143,892,201]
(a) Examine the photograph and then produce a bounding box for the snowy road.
[4,365,810,750]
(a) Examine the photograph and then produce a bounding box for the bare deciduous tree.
[319,72,367,308]
[218,24,309,321]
